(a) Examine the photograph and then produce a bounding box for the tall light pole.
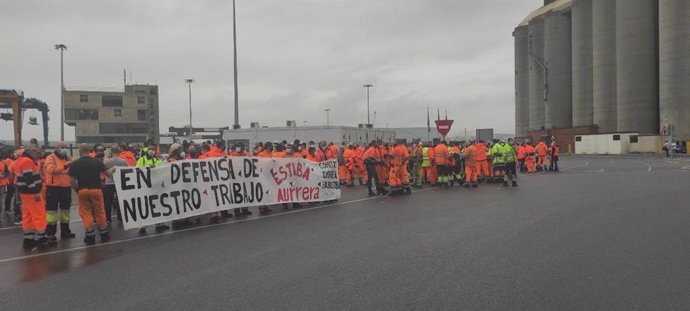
[185,79,195,135]
[54,44,67,141]
[232,0,240,129]
[363,84,373,126]
[324,108,331,126]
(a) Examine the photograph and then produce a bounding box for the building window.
[575,136,582,142]
[65,109,99,120]
[137,96,145,104]
[80,95,88,103]
[114,109,122,117]
[102,95,123,107]
[612,135,621,141]
[138,110,147,121]
[100,123,149,134]
[630,135,639,143]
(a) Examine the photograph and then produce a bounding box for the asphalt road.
[1,155,690,310]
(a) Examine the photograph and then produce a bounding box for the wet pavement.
[1,155,690,310]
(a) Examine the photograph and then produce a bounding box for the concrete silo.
[528,17,546,131]
[544,9,572,129]
[615,0,659,134]
[571,0,593,127]
[659,0,690,140]
[514,25,530,138]
[592,0,616,133]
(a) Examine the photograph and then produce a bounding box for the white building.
[222,125,396,147]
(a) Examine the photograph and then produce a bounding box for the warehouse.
[514,0,689,150]
[222,125,396,148]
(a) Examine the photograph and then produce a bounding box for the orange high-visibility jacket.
[390,145,406,166]
[517,145,526,160]
[463,144,478,166]
[14,156,42,194]
[434,144,448,165]
[343,148,355,169]
[119,151,137,166]
[475,143,489,161]
[536,142,548,156]
[44,153,71,187]
[524,144,536,157]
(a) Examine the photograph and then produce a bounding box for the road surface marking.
[0,219,83,232]
[561,160,589,171]
[633,160,652,172]
[583,169,605,173]
[0,188,435,264]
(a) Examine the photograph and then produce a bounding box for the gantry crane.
[0,89,50,147]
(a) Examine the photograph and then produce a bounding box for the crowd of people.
[0,137,560,251]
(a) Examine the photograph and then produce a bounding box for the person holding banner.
[136,142,169,233]
[68,144,114,245]
[256,142,273,215]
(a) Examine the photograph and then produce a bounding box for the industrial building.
[222,124,396,148]
[514,0,689,150]
[64,84,160,144]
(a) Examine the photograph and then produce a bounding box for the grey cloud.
[0,0,542,142]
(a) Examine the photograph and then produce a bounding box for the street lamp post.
[185,79,195,135]
[324,108,331,126]
[54,44,67,141]
[232,0,240,129]
[363,84,373,126]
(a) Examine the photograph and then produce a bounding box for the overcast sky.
[0,0,541,142]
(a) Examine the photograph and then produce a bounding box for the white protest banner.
[114,157,340,230]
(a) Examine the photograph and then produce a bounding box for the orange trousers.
[345,166,355,185]
[465,165,478,183]
[389,165,400,187]
[526,158,536,173]
[78,189,107,232]
[357,165,368,180]
[20,193,47,232]
[377,164,389,185]
[420,166,435,185]
[389,164,409,187]
[338,165,347,183]
[477,160,490,178]
[400,161,410,185]
[538,155,548,167]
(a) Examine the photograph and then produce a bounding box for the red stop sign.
[435,120,454,137]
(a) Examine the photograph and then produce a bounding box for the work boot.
[84,235,96,246]
[100,233,111,243]
[503,181,509,187]
[60,223,76,239]
[368,191,376,196]
[234,208,242,217]
[36,237,51,250]
[22,239,37,251]
[155,224,170,232]
[512,181,518,187]
[221,211,233,219]
[462,184,470,189]
[282,204,289,210]
[47,236,58,246]
[242,207,252,216]
[471,183,479,188]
